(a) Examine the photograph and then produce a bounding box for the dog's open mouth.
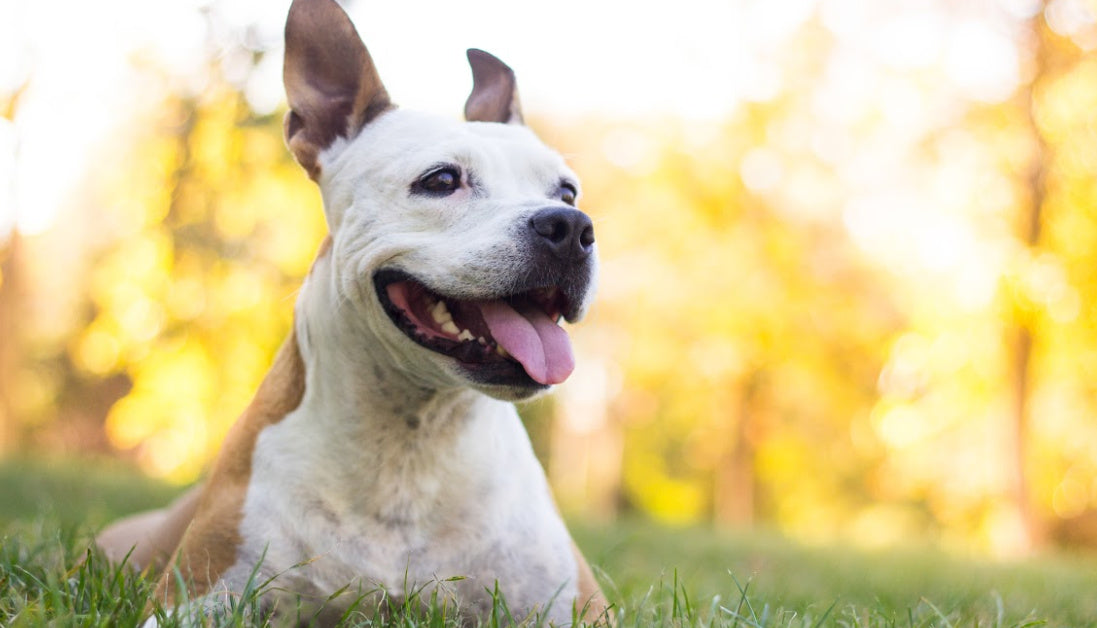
[374,270,575,387]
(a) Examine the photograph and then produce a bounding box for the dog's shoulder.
[153,332,307,602]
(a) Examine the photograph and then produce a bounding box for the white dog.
[95,0,607,623]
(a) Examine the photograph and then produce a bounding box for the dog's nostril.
[579,225,594,248]
[550,221,568,243]
[533,215,566,242]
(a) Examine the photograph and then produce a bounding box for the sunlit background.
[3,0,1097,558]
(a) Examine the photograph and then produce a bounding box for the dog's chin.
[373,268,584,395]
[468,377,551,402]
[457,362,550,395]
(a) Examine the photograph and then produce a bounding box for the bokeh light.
[4,0,1097,557]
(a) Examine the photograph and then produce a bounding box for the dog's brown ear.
[283,0,393,179]
[464,49,523,124]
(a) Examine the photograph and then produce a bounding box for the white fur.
[208,109,595,622]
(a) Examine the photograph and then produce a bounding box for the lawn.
[1,456,1096,626]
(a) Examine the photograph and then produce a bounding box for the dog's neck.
[290,245,501,443]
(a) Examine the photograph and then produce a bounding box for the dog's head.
[283,0,597,401]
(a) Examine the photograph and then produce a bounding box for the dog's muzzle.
[374,207,595,389]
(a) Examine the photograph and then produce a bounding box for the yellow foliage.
[62,82,324,482]
[8,7,1097,554]
[624,450,706,525]
[74,323,122,376]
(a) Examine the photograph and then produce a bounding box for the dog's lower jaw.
[306,255,544,399]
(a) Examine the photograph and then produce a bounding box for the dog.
[94,0,607,623]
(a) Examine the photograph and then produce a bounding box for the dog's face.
[283,0,596,400]
[327,111,597,399]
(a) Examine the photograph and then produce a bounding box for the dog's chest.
[219,404,578,619]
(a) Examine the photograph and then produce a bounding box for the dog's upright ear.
[283,0,392,179]
[464,49,523,124]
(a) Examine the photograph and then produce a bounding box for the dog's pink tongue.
[479,301,574,385]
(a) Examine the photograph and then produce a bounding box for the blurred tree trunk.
[0,83,28,455]
[714,371,761,527]
[0,232,24,454]
[1008,325,1038,550]
[1007,7,1052,551]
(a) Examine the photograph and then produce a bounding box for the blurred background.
[2,0,1097,559]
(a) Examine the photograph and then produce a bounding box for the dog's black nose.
[529,207,595,261]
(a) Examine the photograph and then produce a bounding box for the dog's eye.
[414,167,462,196]
[558,182,578,206]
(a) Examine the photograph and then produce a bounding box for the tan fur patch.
[95,485,203,573]
[314,234,332,264]
[571,540,609,622]
[154,332,306,604]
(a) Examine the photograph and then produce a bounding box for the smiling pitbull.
[94,0,607,622]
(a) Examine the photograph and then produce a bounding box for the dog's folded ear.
[465,49,524,125]
[283,0,392,180]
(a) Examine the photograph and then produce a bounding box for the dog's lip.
[372,269,574,387]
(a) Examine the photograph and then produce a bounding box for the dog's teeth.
[477,336,487,345]
[441,321,459,335]
[496,345,511,358]
[457,329,474,342]
[430,300,453,325]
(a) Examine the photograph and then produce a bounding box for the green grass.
[572,521,1097,626]
[2,456,1096,626]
